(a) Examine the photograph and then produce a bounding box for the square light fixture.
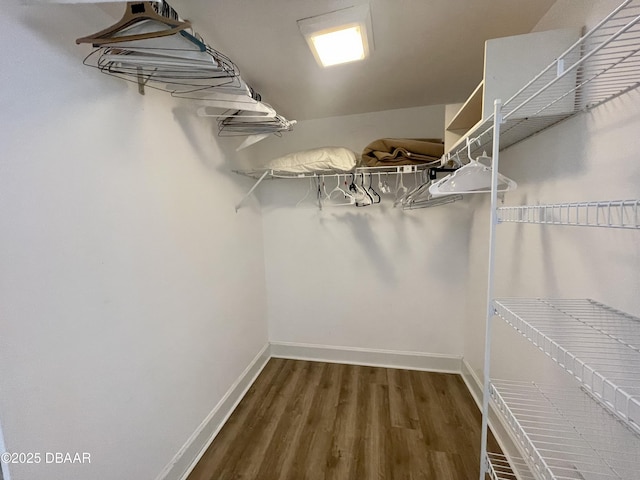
[297,5,374,67]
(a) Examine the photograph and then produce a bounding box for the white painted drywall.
[245,106,471,357]
[0,3,267,480]
[463,0,640,385]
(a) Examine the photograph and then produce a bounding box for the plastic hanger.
[359,174,374,206]
[76,1,192,46]
[398,170,463,209]
[328,175,356,206]
[366,174,381,204]
[348,174,371,207]
[393,171,409,207]
[429,139,517,197]
[296,178,314,207]
[377,173,391,195]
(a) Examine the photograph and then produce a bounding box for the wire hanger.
[76,1,192,46]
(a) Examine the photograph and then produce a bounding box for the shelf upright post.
[479,99,503,480]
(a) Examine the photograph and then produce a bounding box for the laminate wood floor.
[188,359,501,480]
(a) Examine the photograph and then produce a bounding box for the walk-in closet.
[1,1,639,479]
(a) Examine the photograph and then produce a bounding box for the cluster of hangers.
[294,168,461,210]
[427,137,517,197]
[76,1,295,148]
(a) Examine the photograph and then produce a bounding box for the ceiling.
[171,0,556,121]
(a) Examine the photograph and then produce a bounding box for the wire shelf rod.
[233,164,437,180]
[486,452,536,480]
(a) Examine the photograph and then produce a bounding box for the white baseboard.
[461,358,483,409]
[270,341,462,373]
[155,343,271,480]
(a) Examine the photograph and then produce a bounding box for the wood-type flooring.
[187,358,501,480]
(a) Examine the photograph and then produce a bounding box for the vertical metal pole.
[0,418,11,480]
[479,99,503,480]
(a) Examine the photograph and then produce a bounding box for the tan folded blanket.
[361,138,444,167]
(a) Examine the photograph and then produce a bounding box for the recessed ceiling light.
[298,5,374,68]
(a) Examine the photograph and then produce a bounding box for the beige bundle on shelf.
[360,138,444,167]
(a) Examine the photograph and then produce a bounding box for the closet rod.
[233,166,458,211]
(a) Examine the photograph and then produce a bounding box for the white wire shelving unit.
[497,200,640,229]
[477,2,640,479]
[489,380,640,480]
[494,298,640,434]
[444,0,640,165]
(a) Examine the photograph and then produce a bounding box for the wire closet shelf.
[443,0,640,164]
[490,380,640,480]
[494,298,640,435]
[497,200,640,229]
[486,453,536,480]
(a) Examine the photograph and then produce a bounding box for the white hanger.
[399,171,463,209]
[393,171,409,206]
[327,174,356,206]
[377,172,391,194]
[197,101,276,118]
[429,139,516,197]
[236,134,271,151]
[296,178,314,207]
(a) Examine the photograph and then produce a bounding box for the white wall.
[246,106,472,358]
[463,0,640,385]
[0,3,268,480]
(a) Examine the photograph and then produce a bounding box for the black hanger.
[366,173,381,204]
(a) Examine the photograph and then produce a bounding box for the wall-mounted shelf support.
[136,67,150,95]
[235,169,270,212]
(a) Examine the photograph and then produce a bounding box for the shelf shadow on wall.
[499,114,590,185]
[170,105,266,198]
[319,210,400,285]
